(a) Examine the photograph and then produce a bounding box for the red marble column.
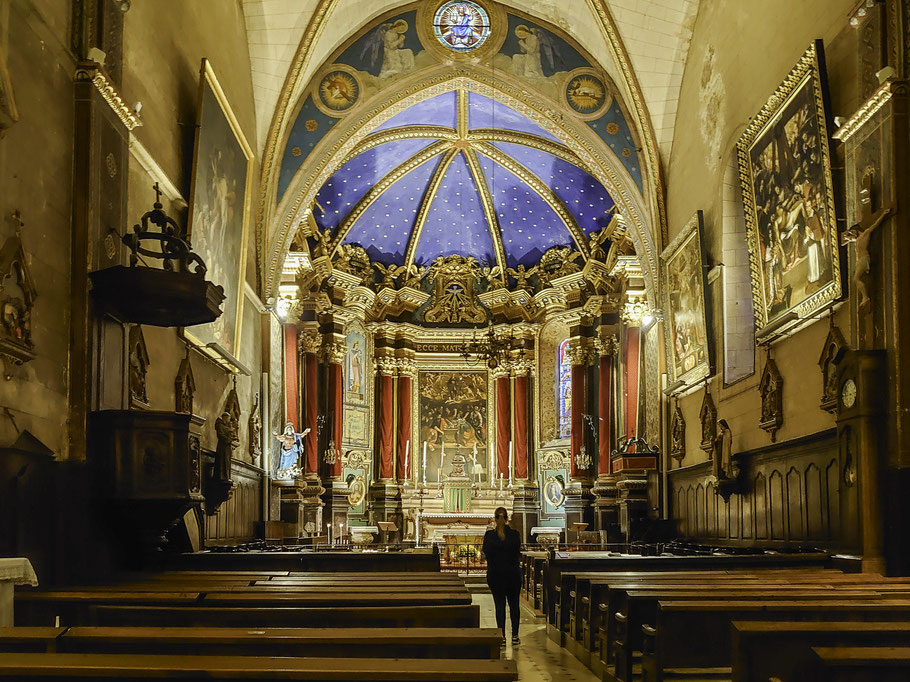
[495,374,511,480]
[570,361,587,478]
[513,372,529,479]
[623,327,641,442]
[284,325,299,428]
[327,359,343,479]
[397,373,412,483]
[598,353,614,476]
[377,371,395,480]
[303,351,319,475]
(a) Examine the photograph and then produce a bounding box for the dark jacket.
[482,526,521,587]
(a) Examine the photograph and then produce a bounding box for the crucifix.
[152,182,163,205]
[841,172,891,312]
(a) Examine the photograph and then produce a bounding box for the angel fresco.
[359,18,414,79]
[511,25,544,78]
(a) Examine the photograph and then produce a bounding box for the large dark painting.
[185,59,252,358]
[661,211,711,385]
[736,41,841,337]
[418,371,488,483]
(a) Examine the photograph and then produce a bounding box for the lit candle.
[509,440,514,484]
[499,472,503,491]
[422,442,427,486]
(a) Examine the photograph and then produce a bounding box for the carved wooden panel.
[669,430,839,547]
[204,462,262,543]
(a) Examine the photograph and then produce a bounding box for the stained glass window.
[433,1,491,52]
[558,339,571,439]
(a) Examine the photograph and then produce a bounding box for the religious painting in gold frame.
[184,58,254,360]
[736,41,841,338]
[418,370,488,483]
[661,210,712,386]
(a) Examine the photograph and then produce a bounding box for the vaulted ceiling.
[241,0,700,166]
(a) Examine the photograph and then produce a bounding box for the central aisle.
[473,593,600,681]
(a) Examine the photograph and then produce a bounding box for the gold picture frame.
[661,210,712,387]
[184,58,254,362]
[736,41,841,338]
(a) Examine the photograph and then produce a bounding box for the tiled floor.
[473,593,601,682]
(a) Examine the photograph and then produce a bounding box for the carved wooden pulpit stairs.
[88,189,227,560]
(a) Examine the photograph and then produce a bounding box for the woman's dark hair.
[494,506,508,521]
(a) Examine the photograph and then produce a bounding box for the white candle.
[404,440,410,479]
[499,472,503,491]
[509,440,514,483]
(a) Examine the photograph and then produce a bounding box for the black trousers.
[488,578,520,637]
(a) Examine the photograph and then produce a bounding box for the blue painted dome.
[312,90,615,270]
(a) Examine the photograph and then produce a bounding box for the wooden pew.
[731,621,910,682]
[92,603,481,628]
[612,588,889,682]
[0,626,502,660]
[808,646,910,682]
[198,591,473,607]
[0,652,519,680]
[640,599,910,682]
[15,592,201,627]
[165,550,441,573]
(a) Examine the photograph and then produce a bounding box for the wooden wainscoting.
[204,459,264,544]
[668,429,840,548]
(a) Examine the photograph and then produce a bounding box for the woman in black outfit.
[482,506,522,645]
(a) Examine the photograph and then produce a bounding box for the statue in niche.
[712,419,733,480]
[174,351,195,413]
[214,411,239,482]
[759,356,783,441]
[248,393,262,466]
[274,423,311,479]
[128,325,150,408]
[699,389,716,455]
[669,403,685,463]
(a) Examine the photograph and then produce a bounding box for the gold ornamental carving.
[536,246,583,289]
[298,330,321,355]
[566,342,595,367]
[375,355,398,376]
[396,357,418,378]
[333,243,373,287]
[320,341,346,365]
[594,333,618,357]
[422,255,486,324]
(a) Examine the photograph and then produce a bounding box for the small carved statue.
[713,418,733,480]
[313,228,333,258]
[481,264,505,290]
[274,422,311,479]
[842,206,890,311]
[374,262,405,289]
[214,411,240,482]
[669,404,685,462]
[507,264,535,290]
[128,325,149,407]
[248,393,262,466]
[401,264,425,289]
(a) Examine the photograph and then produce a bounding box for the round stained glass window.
[433,1,491,53]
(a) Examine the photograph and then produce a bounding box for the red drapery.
[513,373,529,479]
[303,352,318,474]
[283,325,299,429]
[396,375,412,482]
[328,362,343,478]
[495,376,511,480]
[378,373,395,479]
[598,354,613,476]
[570,363,586,478]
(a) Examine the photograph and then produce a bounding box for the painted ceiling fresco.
[277,4,642,269]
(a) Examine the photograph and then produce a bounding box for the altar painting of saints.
[346,331,365,400]
[418,371,488,482]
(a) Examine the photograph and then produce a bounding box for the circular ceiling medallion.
[562,68,612,120]
[315,66,362,116]
[433,1,492,52]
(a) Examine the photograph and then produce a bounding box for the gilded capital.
[566,342,595,366]
[320,341,346,365]
[396,357,418,378]
[298,330,321,355]
[375,356,398,376]
[594,334,618,357]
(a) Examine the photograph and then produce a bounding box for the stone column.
[510,357,538,542]
[494,368,511,484]
[623,326,641,440]
[371,355,403,539]
[592,334,621,540]
[375,357,396,481]
[283,325,300,430]
[298,330,321,476]
[565,341,595,540]
[396,358,416,484]
[320,339,347,542]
